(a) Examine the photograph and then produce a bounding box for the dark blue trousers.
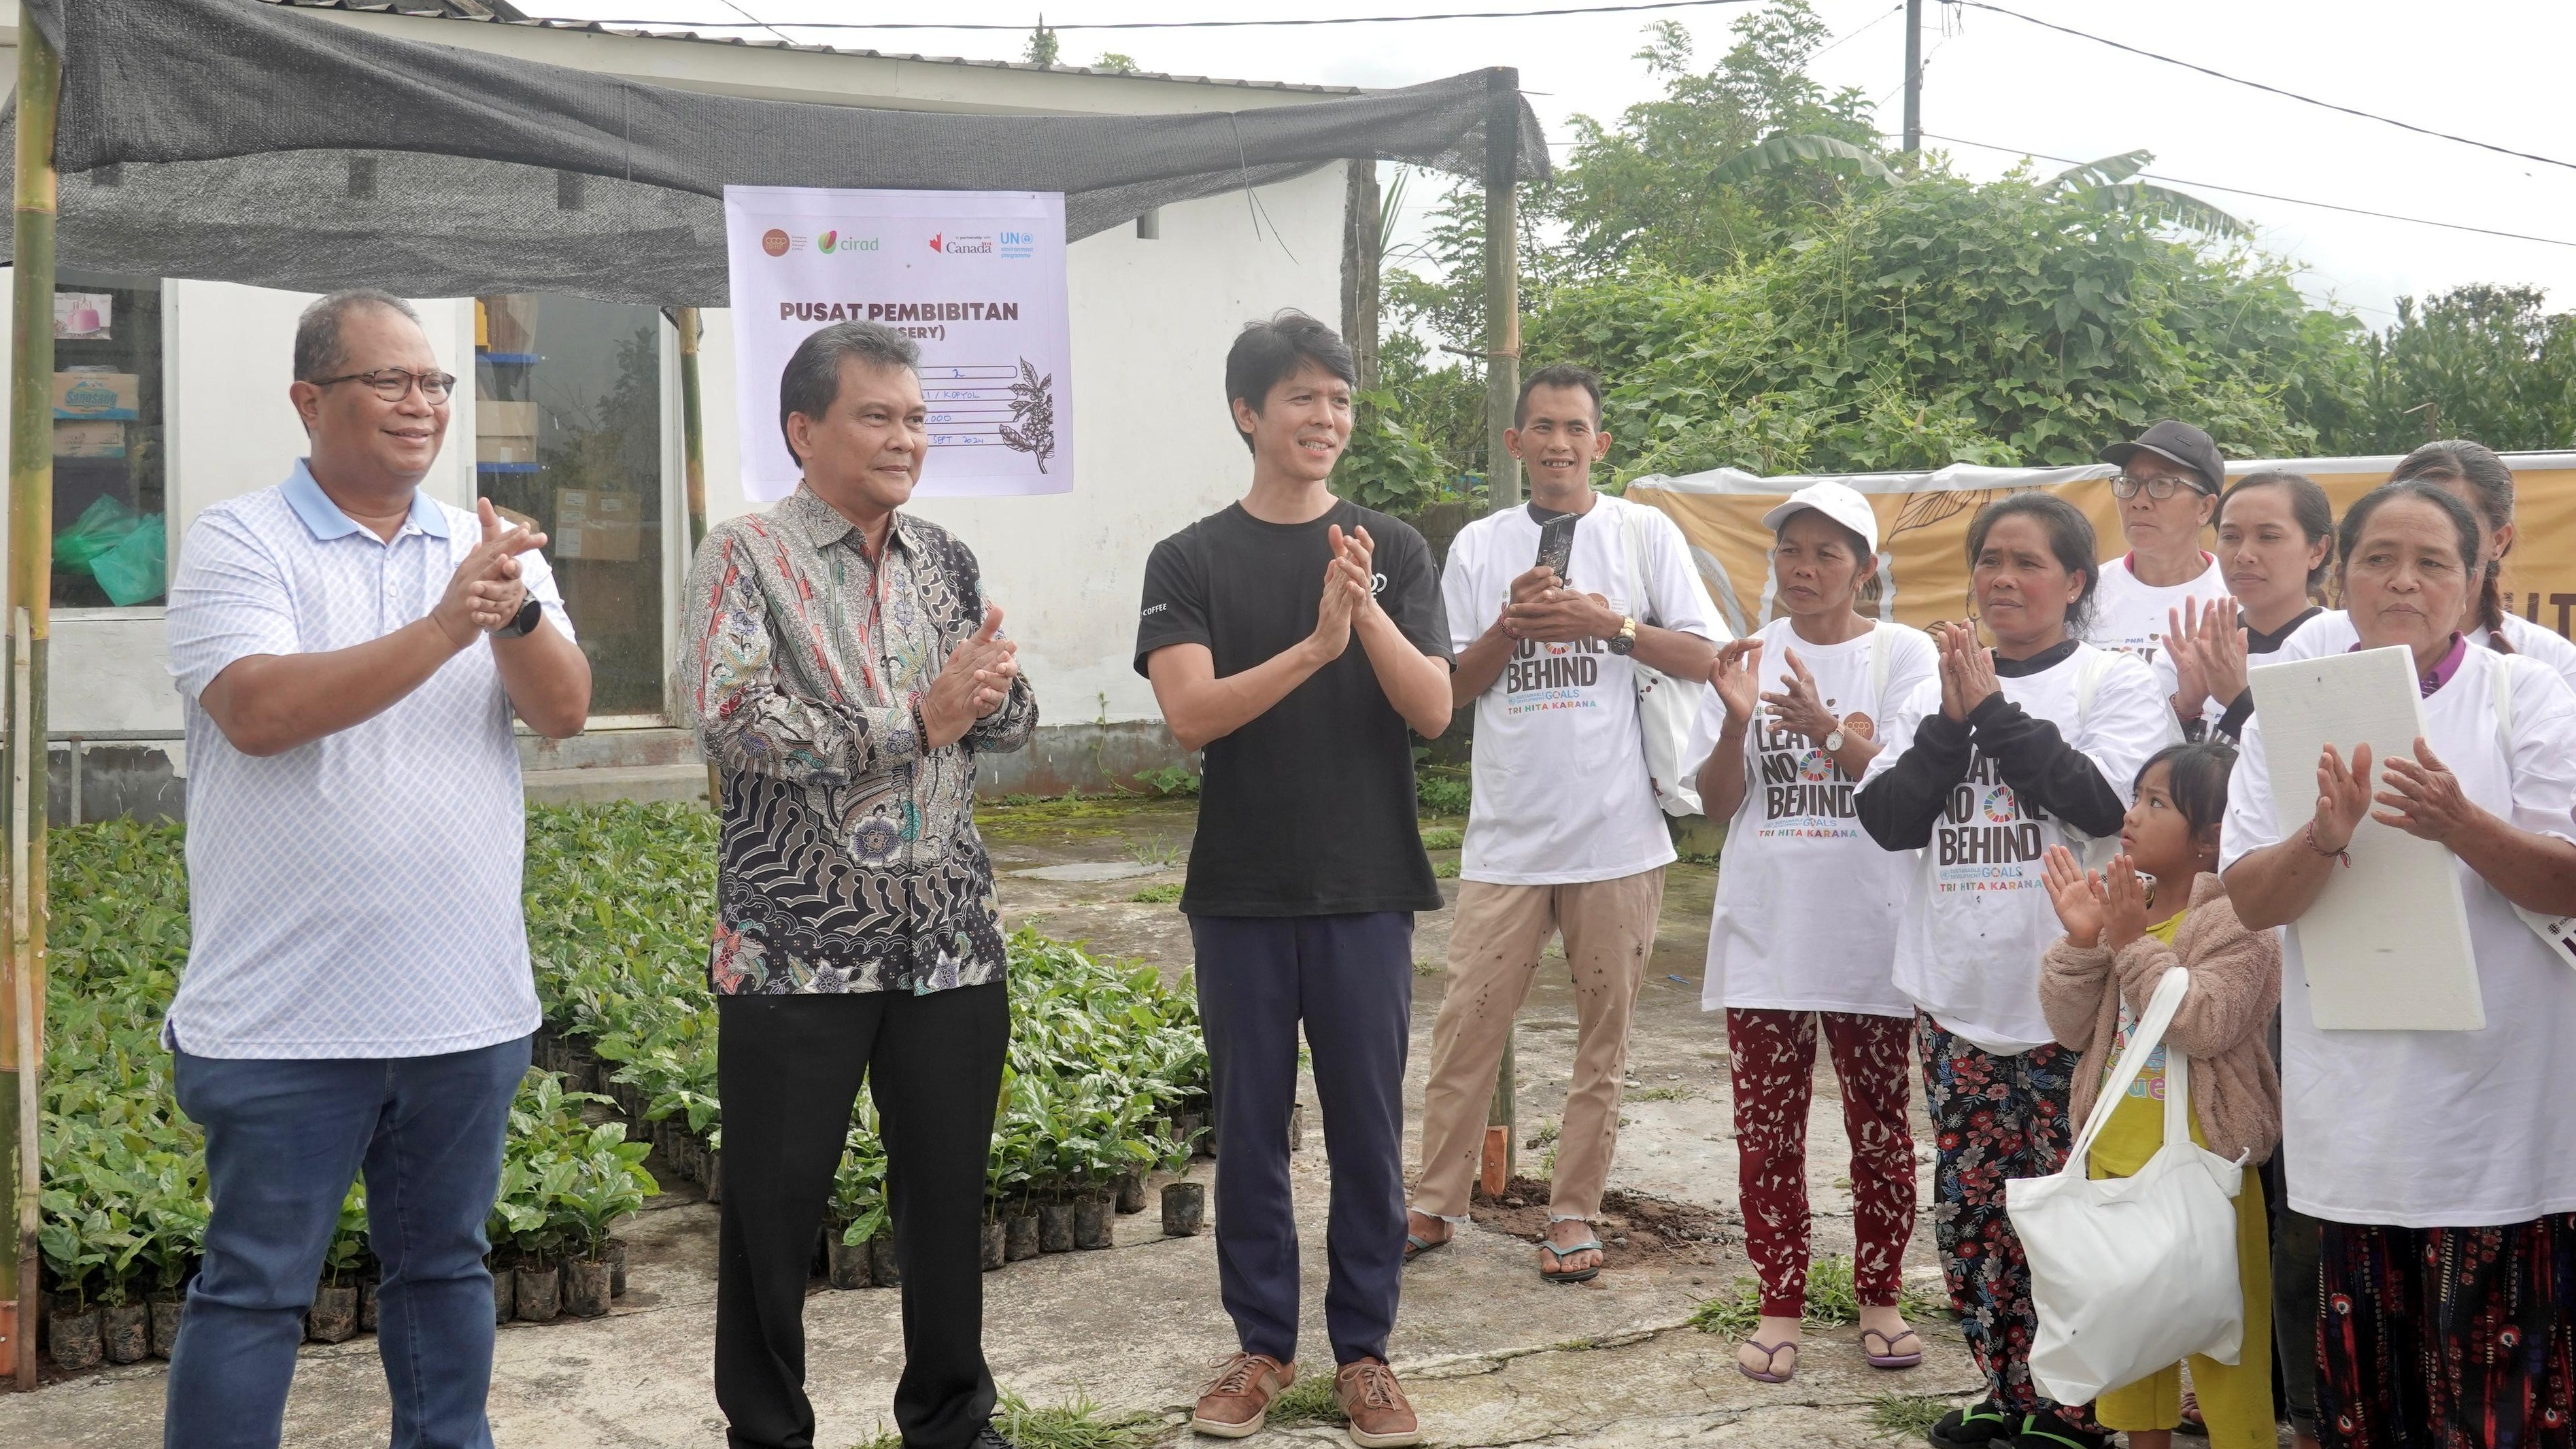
[165,1035,530,1449]
[1189,911,1414,1367]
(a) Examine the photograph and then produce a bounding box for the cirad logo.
[929,232,996,255]
[760,228,791,257]
[816,230,879,255]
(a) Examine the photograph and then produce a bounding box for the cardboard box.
[556,522,641,562]
[53,420,126,458]
[52,371,141,421]
[477,400,538,439]
[478,437,539,466]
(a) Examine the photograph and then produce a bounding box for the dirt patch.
[1467,1176,1734,1270]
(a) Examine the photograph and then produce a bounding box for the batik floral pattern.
[1917,1013,2099,1431]
[1727,1007,1917,1318]
[2318,1214,2576,1449]
[681,486,1036,997]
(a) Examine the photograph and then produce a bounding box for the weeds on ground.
[849,1427,902,1449]
[1629,1085,1695,1102]
[1414,959,1445,976]
[1867,1393,1956,1438]
[1130,838,1187,869]
[1524,1118,1560,1150]
[1129,883,1185,904]
[1264,1374,1344,1428]
[992,1390,1159,1449]
[1434,859,1461,879]
[1687,1255,1951,1337]
[1135,764,1200,798]
[1419,826,1464,851]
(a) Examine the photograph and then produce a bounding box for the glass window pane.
[474,293,666,717]
[52,270,166,609]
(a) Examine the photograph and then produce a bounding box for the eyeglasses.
[2109,471,2207,500]
[312,367,458,403]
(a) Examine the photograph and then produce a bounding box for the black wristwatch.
[494,596,543,639]
[1607,615,1640,655]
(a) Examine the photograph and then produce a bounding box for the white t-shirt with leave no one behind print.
[1861,643,2173,1055]
[1442,496,1723,886]
[1700,617,1939,1017]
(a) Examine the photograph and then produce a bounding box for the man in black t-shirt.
[1136,312,1453,1448]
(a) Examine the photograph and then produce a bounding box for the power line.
[524,0,1762,32]
[1955,1,2576,175]
[713,0,794,46]
[1918,131,2576,250]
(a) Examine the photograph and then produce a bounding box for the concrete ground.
[10,796,1995,1448]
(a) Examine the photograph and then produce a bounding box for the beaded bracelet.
[2304,819,2352,868]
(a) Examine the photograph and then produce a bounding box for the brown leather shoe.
[1335,1358,1422,1448]
[1190,1351,1297,1438]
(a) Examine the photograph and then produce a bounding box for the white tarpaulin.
[724,186,1073,502]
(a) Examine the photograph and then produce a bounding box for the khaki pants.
[1412,868,1665,1223]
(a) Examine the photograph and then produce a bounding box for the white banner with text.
[724,186,1072,502]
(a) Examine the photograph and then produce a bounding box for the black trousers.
[713,985,1009,1449]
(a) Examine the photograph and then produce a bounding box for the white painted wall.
[703,163,1351,725]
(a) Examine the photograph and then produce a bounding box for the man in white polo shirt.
[1404,366,1720,1283]
[160,289,590,1449]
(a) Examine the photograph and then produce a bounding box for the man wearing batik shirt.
[679,320,1036,1449]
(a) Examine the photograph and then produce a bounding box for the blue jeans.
[164,1035,530,1449]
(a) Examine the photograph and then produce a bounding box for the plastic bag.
[51,494,165,604]
[91,513,167,605]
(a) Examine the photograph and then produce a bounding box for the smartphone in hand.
[1535,513,1577,588]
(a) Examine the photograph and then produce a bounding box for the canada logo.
[928,233,943,253]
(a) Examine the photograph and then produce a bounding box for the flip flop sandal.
[1861,1327,1925,1369]
[1733,1340,1797,1384]
[1404,1231,1448,1263]
[2175,1393,2207,1436]
[1927,1401,2018,1448]
[1537,1238,1604,1284]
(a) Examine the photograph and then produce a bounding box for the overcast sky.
[539,0,2576,328]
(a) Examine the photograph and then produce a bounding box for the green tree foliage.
[1542,7,1884,282]
[1526,170,2364,481]
[2344,285,2576,452]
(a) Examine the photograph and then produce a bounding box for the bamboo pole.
[672,306,721,812]
[2,13,60,1393]
[1478,65,1522,1192]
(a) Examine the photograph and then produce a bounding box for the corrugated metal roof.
[265,0,1367,96]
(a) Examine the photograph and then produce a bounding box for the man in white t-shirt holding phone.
[1404,365,1721,1283]
[2086,420,2231,679]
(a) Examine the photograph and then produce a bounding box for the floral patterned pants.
[2317,1214,2576,1448]
[1916,1014,2097,1430]
[1726,1008,1916,1317]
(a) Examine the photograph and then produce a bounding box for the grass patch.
[1129,838,1186,869]
[1629,1085,1695,1102]
[989,1391,1158,1449]
[1264,1374,1343,1428]
[1687,1255,1951,1338]
[1128,883,1185,904]
[847,1427,902,1449]
[1433,858,1461,879]
[1414,958,1445,976]
[1419,826,1464,851]
[1866,1393,1955,1438]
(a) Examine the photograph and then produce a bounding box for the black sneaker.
[973,1427,1021,1449]
[1927,1401,2018,1448]
[2007,1416,2110,1449]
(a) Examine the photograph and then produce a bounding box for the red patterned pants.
[1726,1007,1917,1317]
[2317,1213,2576,1448]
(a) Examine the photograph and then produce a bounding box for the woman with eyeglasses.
[2086,422,2231,668]
[1856,494,2173,1449]
[2222,478,2576,1449]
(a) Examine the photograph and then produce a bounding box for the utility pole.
[1901,0,1924,158]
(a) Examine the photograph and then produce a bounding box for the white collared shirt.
[161,460,572,1059]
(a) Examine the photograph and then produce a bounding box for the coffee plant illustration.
[998,356,1057,474]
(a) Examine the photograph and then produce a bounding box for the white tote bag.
[1617,498,1712,817]
[2005,967,2245,1403]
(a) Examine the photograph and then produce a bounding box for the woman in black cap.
[2087,421,2230,670]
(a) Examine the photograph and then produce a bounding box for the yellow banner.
[1629,454,2576,640]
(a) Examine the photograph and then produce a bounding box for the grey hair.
[292,289,424,382]
[779,321,921,463]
